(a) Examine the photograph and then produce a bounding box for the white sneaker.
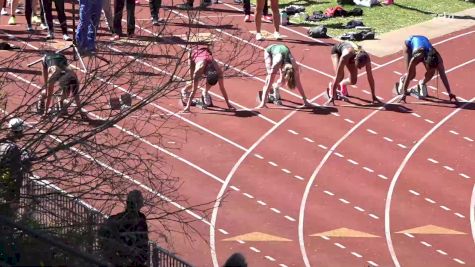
[40,24,48,30]
[274,31,282,40]
[256,32,264,41]
[31,15,41,25]
[63,34,72,41]
[1,8,8,16]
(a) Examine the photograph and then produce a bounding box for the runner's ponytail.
[283,64,296,89]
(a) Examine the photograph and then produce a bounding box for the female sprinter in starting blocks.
[41,52,88,119]
[256,44,313,109]
[327,41,377,105]
[397,35,457,102]
[181,46,235,112]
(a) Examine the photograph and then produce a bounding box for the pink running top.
[191,47,213,64]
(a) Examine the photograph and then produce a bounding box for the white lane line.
[367,129,378,135]
[425,119,435,124]
[271,208,281,214]
[324,190,335,196]
[347,159,359,165]
[367,260,379,267]
[334,243,346,249]
[397,144,407,149]
[279,264,289,267]
[454,258,465,265]
[409,190,420,196]
[420,241,432,247]
[455,212,465,218]
[471,185,475,249]
[378,174,389,180]
[386,95,475,267]
[363,167,374,173]
[269,161,278,167]
[369,214,379,220]
[436,250,448,256]
[331,112,341,117]
[339,198,350,204]
[288,129,299,135]
[285,215,296,222]
[354,206,365,212]
[412,113,422,118]
[318,144,328,150]
[440,205,451,211]
[257,200,267,206]
[345,118,355,124]
[230,186,240,191]
[450,130,459,135]
[351,252,363,258]
[294,175,305,181]
[243,193,254,199]
[320,236,330,240]
[404,233,415,238]
[304,137,315,143]
[209,94,325,267]
[219,229,229,235]
[460,173,471,179]
[463,137,473,142]
[254,154,264,159]
[362,90,371,95]
[265,256,276,261]
[384,137,394,142]
[250,247,261,253]
[428,158,439,164]
[334,152,344,158]
[282,168,292,174]
[425,198,436,204]
[443,165,454,171]
[4,73,223,229]
[237,240,245,244]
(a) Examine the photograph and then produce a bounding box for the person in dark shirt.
[99,190,149,267]
[327,41,377,105]
[41,52,88,119]
[0,118,30,218]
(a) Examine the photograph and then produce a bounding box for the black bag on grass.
[308,26,328,38]
[337,0,354,4]
[348,8,363,16]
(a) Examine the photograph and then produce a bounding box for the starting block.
[325,87,348,102]
[394,76,428,99]
[180,92,214,109]
[110,93,132,110]
[257,87,282,105]
[36,97,45,115]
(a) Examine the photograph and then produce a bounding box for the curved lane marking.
[471,185,475,248]
[298,94,400,267]
[209,92,325,267]
[385,97,475,267]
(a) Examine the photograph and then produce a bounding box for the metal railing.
[17,176,194,267]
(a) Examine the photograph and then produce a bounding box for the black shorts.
[331,44,341,55]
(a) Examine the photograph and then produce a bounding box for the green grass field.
[278,0,474,38]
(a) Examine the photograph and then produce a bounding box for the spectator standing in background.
[76,0,104,55]
[40,0,72,40]
[99,190,149,267]
[111,0,136,40]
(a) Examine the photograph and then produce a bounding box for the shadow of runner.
[0,68,41,75]
[383,103,412,113]
[393,3,435,16]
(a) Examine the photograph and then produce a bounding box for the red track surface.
[1,1,475,266]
